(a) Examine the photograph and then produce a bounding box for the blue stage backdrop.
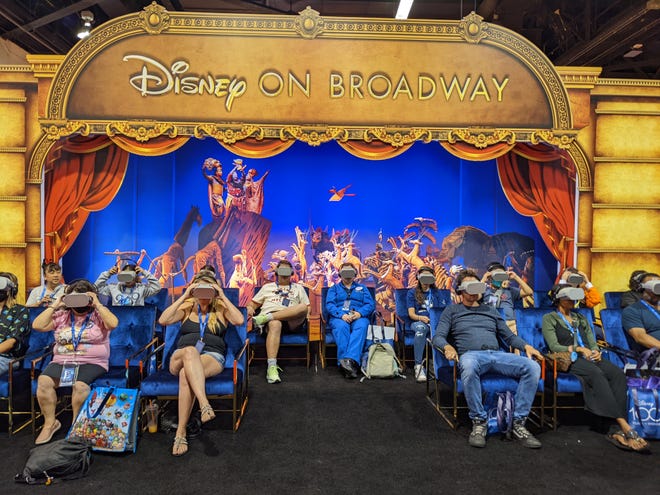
[63,139,557,310]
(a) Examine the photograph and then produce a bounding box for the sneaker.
[468,419,487,448]
[253,314,272,327]
[512,420,542,449]
[414,364,427,383]
[266,365,282,384]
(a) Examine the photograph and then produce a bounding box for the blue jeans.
[331,317,369,363]
[458,350,541,421]
[410,321,430,365]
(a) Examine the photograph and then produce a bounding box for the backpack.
[487,391,515,436]
[15,439,92,485]
[362,341,402,379]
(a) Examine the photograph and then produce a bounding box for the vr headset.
[340,267,357,279]
[63,293,93,308]
[456,281,486,295]
[0,276,14,291]
[418,272,435,285]
[276,265,293,277]
[566,273,584,287]
[191,283,217,300]
[555,287,585,301]
[641,280,660,295]
[491,271,508,283]
[117,270,136,283]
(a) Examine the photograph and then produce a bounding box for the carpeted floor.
[2,362,659,495]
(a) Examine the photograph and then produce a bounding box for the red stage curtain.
[110,135,190,156]
[497,144,576,270]
[338,140,413,160]
[441,141,515,161]
[44,136,129,262]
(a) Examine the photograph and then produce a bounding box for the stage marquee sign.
[42,3,574,146]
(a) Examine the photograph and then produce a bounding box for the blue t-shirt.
[622,301,660,350]
[483,286,521,321]
[406,287,446,318]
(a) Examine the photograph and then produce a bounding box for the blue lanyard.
[641,301,660,321]
[70,312,92,351]
[556,311,585,348]
[197,304,209,341]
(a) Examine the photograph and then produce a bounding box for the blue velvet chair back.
[604,291,623,309]
[514,308,553,353]
[106,305,157,368]
[533,290,554,308]
[394,288,412,337]
[144,288,170,314]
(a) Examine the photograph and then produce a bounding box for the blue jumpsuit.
[325,282,375,363]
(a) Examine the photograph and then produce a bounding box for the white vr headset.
[191,283,217,300]
[555,287,586,301]
[276,265,293,277]
[491,271,508,283]
[340,267,357,279]
[418,273,435,285]
[566,273,584,287]
[641,280,660,295]
[63,293,92,308]
[117,270,136,283]
[457,281,486,295]
[0,276,14,291]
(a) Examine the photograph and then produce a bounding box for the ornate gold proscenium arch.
[40,3,575,151]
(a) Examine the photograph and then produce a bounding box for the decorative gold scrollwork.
[458,11,489,44]
[447,129,516,148]
[44,121,90,140]
[364,128,433,147]
[530,130,575,149]
[139,1,171,34]
[280,126,348,146]
[193,124,264,143]
[295,7,324,39]
[106,122,178,142]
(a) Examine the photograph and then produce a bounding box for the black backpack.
[15,439,92,485]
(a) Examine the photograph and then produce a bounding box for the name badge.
[195,340,206,353]
[342,300,351,311]
[60,362,79,387]
[282,297,290,307]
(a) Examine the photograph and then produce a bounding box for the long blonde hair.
[181,271,226,333]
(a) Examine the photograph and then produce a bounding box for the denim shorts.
[202,351,226,368]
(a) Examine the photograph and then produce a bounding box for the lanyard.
[197,304,209,341]
[641,300,660,321]
[342,284,353,300]
[556,311,585,348]
[70,312,92,351]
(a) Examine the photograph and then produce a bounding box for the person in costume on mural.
[26,261,65,308]
[95,262,161,306]
[325,262,375,380]
[620,269,648,309]
[482,261,533,336]
[244,168,269,214]
[622,272,660,352]
[406,265,444,383]
[201,157,225,219]
[248,259,310,384]
[542,284,650,453]
[226,158,247,210]
[158,271,244,456]
[32,279,118,445]
[557,266,602,309]
[0,272,30,376]
[432,269,543,449]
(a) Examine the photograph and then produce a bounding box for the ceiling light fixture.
[77,10,94,39]
[395,0,414,20]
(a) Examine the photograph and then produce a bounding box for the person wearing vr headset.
[482,261,533,330]
[620,269,648,309]
[407,266,444,382]
[26,261,64,307]
[558,267,602,309]
[325,262,375,379]
[248,259,310,384]
[0,272,30,376]
[158,271,244,456]
[94,262,161,306]
[542,284,650,453]
[622,272,660,353]
[432,269,543,449]
[32,279,118,445]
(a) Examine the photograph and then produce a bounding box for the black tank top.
[176,318,227,356]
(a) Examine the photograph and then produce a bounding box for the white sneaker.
[414,364,427,382]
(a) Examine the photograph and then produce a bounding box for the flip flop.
[172,436,188,457]
[624,429,651,455]
[35,419,61,445]
[606,431,632,451]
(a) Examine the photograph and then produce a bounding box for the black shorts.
[41,362,107,385]
[280,318,308,334]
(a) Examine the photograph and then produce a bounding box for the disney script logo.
[123,55,247,111]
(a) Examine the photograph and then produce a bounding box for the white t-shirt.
[252,282,309,315]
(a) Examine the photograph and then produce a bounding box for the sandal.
[624,429,651,455]
[200,404,216,424]
[172,436,188,457]
[606,430,632,451]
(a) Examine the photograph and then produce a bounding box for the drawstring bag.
[14,439,92,485]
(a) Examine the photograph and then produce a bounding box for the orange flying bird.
[328,184,356,202]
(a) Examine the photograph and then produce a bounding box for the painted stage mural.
[61,139,558,319]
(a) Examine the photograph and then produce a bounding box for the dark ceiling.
[1,0,658,79]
